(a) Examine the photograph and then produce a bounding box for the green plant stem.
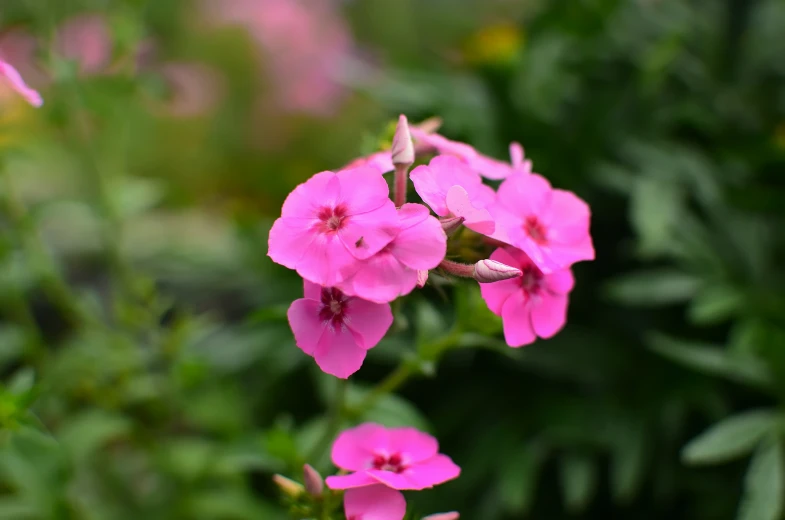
[354,363,414,415]
[0,162,86,330]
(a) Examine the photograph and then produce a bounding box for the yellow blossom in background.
[463,22,524,67]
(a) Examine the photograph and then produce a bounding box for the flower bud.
[391,114,414,167]
[417,270,429,288]
[473,259,522,283]
[440,215,465,235]
[272,474,304,498]
[303,464,324,496]
[422,513,460,520]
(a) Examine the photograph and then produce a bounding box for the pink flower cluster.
[268,115,595,378]
[329,423,460,520]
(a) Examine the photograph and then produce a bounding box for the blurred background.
[1,0,785,518]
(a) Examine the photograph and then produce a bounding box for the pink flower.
[344,485,406,520]
[55,14,112,76]
[492,173,594,272]
[154,62,224,117]
[410,128,528,180]
[410,156,496,235]
[0,59,42,107]
[479,247,575,347]
[287,280,393,378]
[268,166,398,287]
[338,204,446,303]
[326,423,461,491]
[343,151,394,175]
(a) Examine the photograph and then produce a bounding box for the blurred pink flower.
[410,128,528,180]
[55,13,112,75]
[410,155,496,235]
[268,167,398,287]
[204,0,352,116]
[338,203,446,303]
[0,59,42,107]
[154,62,224,117]
[492,173,594,273]
[480,247,574,347]
[287,281,392,378]
[326,423,461,490]
[344,485,406,520]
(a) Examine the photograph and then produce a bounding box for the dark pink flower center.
[319,287,347,327]
[371,453,406,473]
[520,264,544,294]
[316,204,348,233]
[523,215,547,244]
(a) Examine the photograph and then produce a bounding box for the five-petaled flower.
[479,247,575,347]
[287,281,393,378]
[326,423,461,491]
[491,173,594,273]
[268,166,399,287]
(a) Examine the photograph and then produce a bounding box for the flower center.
[520,265,543,294]
[523,215,547,244]
[371,453,406,473]
[317,204,348,233]
[319,287,346,327]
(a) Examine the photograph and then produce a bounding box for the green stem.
[354,363,414,415]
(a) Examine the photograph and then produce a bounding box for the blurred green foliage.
[0,0,785,519]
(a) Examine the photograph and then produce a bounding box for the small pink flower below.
[326,423,461,491]
[287,281,393,378]
[344,485,406,520]
[479,247,575,347]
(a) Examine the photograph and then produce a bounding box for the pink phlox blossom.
[479,247,575,347]
[491,172,594,273]
[410,155,496,235]
[326,423,461,491]
[287,280,393,378]
[410,127,528,180]
[338,203,446,303]
[343,150,394,175]
[0,59,42,107]
[268,166,399,287]
[344,485,406,520]
[55,14,113,76]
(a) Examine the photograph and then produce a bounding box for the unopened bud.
[272,474,304,498]
[303,464,324,496]
[422,513,460,520]
[440,215,465,235]
[473,259,522,283]
[417,270,429,288]
[391,114,414,167]
[415,116,443,135]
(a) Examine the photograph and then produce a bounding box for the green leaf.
[737,440,785,520]
[648,333,774,390]
[499,443,546,514]
[606,270,700,306]
[682,410,777,465]
[559,453,598,513]
[610,423,647,503]
[688,285,743,325]
[629,177,685,256]
[58,410,131,463]
[362,393,430,431]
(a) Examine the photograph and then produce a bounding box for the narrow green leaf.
[682,410,777,465]
[559,453,597,513]
[605,270,700,306]
[688,285,743,325]
[648,333,774,390]
[610,423,648,503]
[499,443,546,514]
[737,440,784,520]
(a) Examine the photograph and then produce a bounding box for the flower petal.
[344,485,407,520]
[344,298,393,350]
[339,202,399,260]
[295,231,361,286]
[280,171,340,219]
[501,290,536,347]
[341,252,417,304]
[386,427,439,463]
[496,173,552,217]
[267,218,318,270]
[313,323,367,378]
[446,185,495,236]
[545,268,575,295]
[0,60,42,107]
[287,299,327,355]
[331,423,389,471]
[337,166,394,215]
[325,471,379,489]
[531,293,569,339]
[391,209,446,271]
[368,454,461,490]
[303,279,322,300]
